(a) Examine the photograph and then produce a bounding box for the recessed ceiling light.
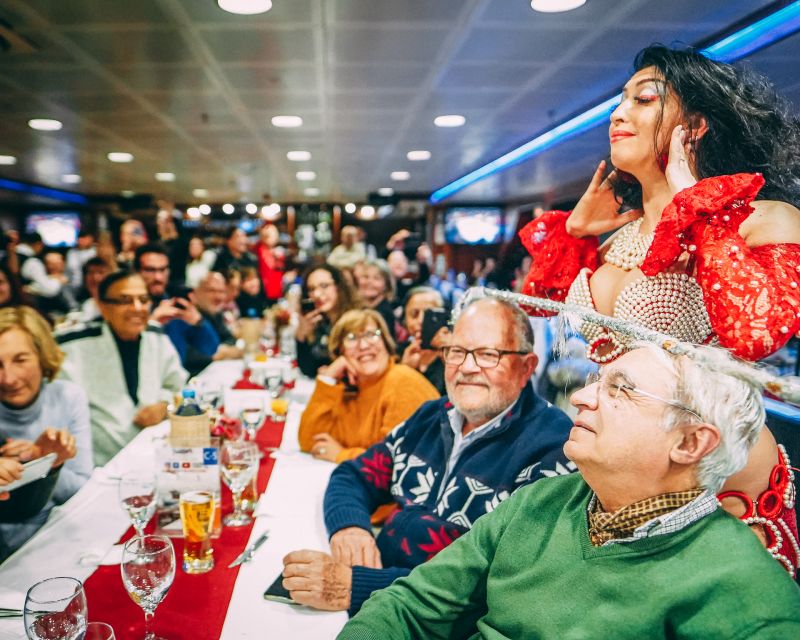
[62,174,81,184]
[296,171,316,181]
[434,115,465,128]
[261,203,281,219]
[217,0,272,15]
[193,188,209,198]
[304,187,320,197]
[530,0,586,13]
[108,152,134,163]
[155,172,175,182]
[245,203,258,214]
[378,188,394,197]
[199,204,212,215]
[360,206,376,220]
[390,171,410,181]
[222,203,235,214]
[187,207,201,219]
[271,115,303,128]
[121,190,135,198]
[344,202,357,214]
[28,118,63,131]
[407,150,431,161]
[287,150,311,162]
[0,155,16,165]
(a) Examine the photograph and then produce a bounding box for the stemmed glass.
[84,622,116,640]
[240,399,264,443]
[118,473,158,538]
[121,535,175,640]
[220,441,259,527]
[264,370,284,398]
[24,577,87,640]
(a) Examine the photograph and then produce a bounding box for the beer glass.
[121,535,175,640]
[270,397,289,423]
[220,441,259,527]
[24,577,87,640]
[179,490,215,574]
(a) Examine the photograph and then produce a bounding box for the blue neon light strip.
[0,178,88,205]
[430,0,800,204]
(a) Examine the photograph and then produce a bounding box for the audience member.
[0,263,29,309]
[236,267,270,319]
[117,220,148,270]
[327,226,366,271]
[155,205,189,289]
[185,236,216,289]
[222,268,243,332]
[296,264,360,378]
[255,223,285,304]
[77,257,113,322]
[57,271,187,465]
[65,230,96,291]
[399,286,447,394]
[356,260,397,339]
[16,233,65,308]
[213,227,258,273]
[40,251,76,314]
[387,248,431,304]
[0,307,88,554]
[299,309,438,464]
[283,296,573,614]
[341,344,800,638]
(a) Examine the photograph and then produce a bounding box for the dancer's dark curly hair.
[613,44,800,209]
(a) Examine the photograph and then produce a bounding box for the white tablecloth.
[0,361,346,639]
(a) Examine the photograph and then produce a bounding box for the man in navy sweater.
[283,295,574,614]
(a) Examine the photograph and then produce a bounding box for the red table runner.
[84,420,285,640]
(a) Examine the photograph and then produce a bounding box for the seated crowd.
[0,216,798,637]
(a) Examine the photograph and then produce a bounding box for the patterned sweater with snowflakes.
[323,382,574,615]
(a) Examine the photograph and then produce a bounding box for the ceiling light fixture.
[407,150,431,161]
[0,155,18,165]
[107,152,134,163]
[245,203,258,214]
[287,150,311,161]
[62,174,81,184]
[304,187,320,197]
[187,207,201,219]
[222,203,235,214]
[217,0,272,15]
[430,0,800,204]
[261,203,281,219]
[530,0,586,13]
[121,190,135,198]
[271,115,303,128]
[193,188,209,198]
[359,206,376,220]
[434,115,465,128]
[296,171,316,181]
[344,202,357,214]
[28,118,63,131]
[199,204,212,215]
[390,171,410,181]
[377,188,394,197]
[155,172,175,182]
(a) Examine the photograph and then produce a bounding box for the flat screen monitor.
[444,207,503,245]
[25,212,81,247]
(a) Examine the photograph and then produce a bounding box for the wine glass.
[220,441,259,527]
[118,472,158,538]
[24,577,87,640]
[84,622,116,640]
[121,535,175,640]
[264,370,284,398]
[240,400,264,443]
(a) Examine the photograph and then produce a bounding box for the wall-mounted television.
[25,212,81,247]
[444,207,503,245]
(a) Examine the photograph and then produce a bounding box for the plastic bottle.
[175,389,204,416]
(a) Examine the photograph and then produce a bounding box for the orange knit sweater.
[298,361,439,463]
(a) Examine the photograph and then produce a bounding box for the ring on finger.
[318,447,327,455]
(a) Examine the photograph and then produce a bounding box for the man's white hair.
[634,342,765,493]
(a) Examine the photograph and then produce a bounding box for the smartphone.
[300,298,316,315]
[420,308,449,349]
[263,573,298,605]
[0,453,57,493]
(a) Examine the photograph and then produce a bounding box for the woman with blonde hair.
[0,306,90,556]
[299,308,439,464]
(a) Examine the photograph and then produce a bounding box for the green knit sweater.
[339,473,800,640]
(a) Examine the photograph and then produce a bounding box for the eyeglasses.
[585,371,703,421]
[442,346,529,369]
[343,329,382,349]
[102,294,152,307]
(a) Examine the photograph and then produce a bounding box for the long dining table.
[0,360,348,640]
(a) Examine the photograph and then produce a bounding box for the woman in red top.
[255,223,285,304]
[520,45,800,576]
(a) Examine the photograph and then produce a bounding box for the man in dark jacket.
[283,295,574,615]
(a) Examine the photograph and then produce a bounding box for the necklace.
[604,218,654,270]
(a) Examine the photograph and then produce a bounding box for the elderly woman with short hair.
[299,308,439,464]
[0,306,90,555]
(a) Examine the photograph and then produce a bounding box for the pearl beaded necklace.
[604,218,655,270]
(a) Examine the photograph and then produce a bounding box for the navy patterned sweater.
[323,382,574,615]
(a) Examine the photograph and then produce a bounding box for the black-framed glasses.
[585,371,703,421]
[102,294,152,307]
[343,329,383,349]
[442,346,529,369]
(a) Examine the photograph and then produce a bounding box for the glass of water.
[220,441,259,527]
[24,577,87,640]
[121,535,175,640]
[118,472,158,538]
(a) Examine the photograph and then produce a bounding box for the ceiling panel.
[199,27,317,64]
[330,26,449,64]
[60,28,197,66]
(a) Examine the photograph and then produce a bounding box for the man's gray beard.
[446,379,515,425]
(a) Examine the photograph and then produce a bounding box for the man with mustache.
[282,295,573,614]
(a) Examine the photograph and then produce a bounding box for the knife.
[228,531,270,568]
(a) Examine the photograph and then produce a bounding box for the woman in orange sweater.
[299,309,439,464]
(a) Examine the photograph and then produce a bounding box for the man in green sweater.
[339,344,800,639]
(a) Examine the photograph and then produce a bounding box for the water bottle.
[175,389,204,417]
